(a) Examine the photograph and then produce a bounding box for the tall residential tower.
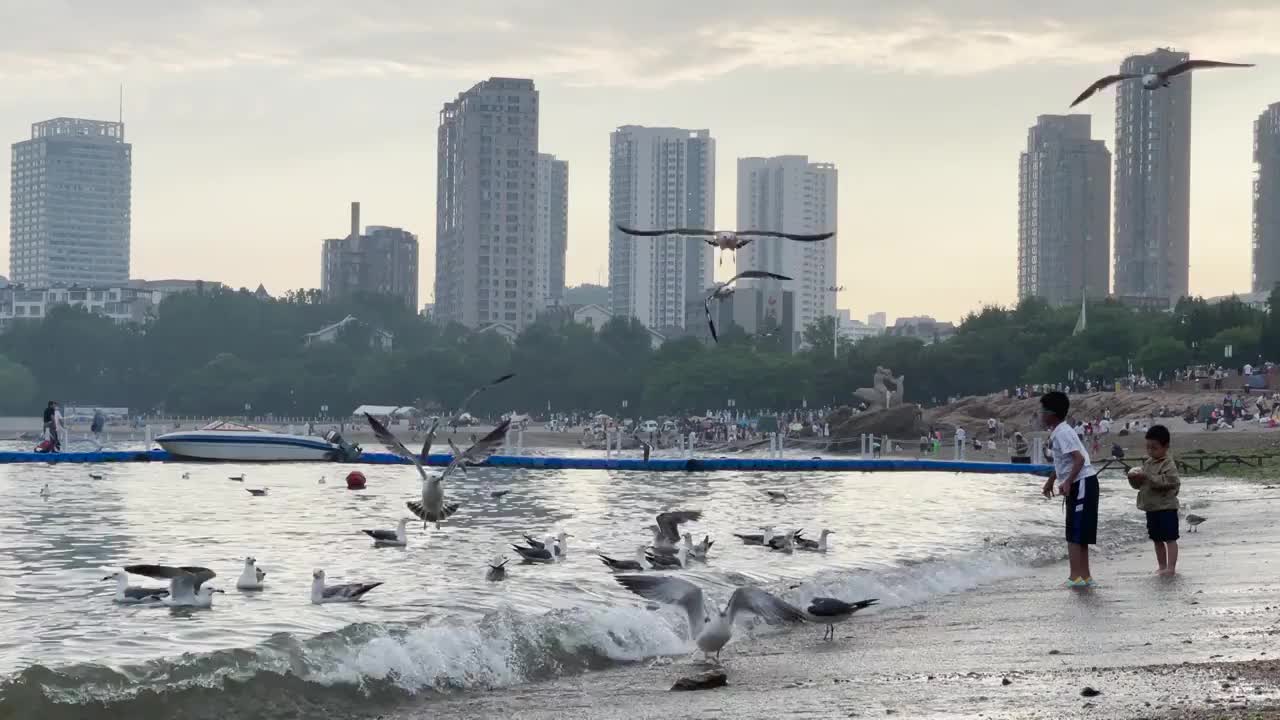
[1017,115,1111,306]
[435,78,541,330]
[736,155,838,343]
[10,118,131,287]
[321,202,419,310]
[1253,102,1280,294]
[535,153,568,306]
[608,126,715,331]
[1112,48,1191,306]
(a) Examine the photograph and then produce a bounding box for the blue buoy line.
[0,448,1052,475]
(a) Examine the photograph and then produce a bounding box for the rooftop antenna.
[118,84,123,124]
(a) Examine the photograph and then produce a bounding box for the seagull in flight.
[650,510,703,551]
[705,271,792,342]
[616,224,834,265]
[1070,58,1254,107]
[614,575,806,661]
[123,564,221,608]
[366,413,511,528]
[418,373,516,459]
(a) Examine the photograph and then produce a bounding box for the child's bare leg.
[1154,541,1168,571]
[1163,542,1178,575]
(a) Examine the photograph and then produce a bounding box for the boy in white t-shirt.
[1039,391,1100,587]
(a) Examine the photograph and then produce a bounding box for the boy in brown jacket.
[1127,425,1181,575]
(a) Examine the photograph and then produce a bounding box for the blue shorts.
[1146,509,1179,542]
[1064,475,1100,545]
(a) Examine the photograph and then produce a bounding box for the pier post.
[517,429,525,456]
[882,435,890,458]
[688,431,696,459]
[144,425,152,450]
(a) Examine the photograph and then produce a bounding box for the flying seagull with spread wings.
[122,564,221,608]
[366,413,511,528]
[704,271,792,343]
[1070,58,1254,107]
[616,224,834,264]
[419,373,515,458]
[614,574,806,661]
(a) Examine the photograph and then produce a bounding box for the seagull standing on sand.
[615,224,835,265]
[705,272,792,342]
[101,570,169,604]
[1186,514,1207,532]
[123,565,222,608]
[802,597,878,640]
[1070,58,1254,107]
[614,575,806,662]
[363,518,411,547]
[366,413,511,529]
[236,557,267,591]
[310,569,382,604]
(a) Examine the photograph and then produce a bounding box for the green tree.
[0,354,37,414]
[1135,337,1192,377]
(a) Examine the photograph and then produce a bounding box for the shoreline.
[404,478,1280,720]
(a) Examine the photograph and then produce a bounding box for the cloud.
[2,1,1279,88]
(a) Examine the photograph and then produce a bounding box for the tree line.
[1,286,1277,417]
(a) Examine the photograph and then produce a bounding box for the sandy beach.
[403,478,1280,720]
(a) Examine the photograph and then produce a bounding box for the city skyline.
[2,3,1279,321]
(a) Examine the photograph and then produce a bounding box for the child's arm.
[1148,460,1180,491]
[1126,470,1146,489]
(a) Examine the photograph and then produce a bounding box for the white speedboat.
[156,421,350,462]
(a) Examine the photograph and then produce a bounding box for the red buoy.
[345,470,367,490]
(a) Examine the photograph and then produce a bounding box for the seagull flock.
[92,371,875,663]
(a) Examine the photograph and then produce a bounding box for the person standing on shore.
[1127,425,1180,576]
[90,409,106,450]
[1039,391,1100,587]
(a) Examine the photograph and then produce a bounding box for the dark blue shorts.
[1064,475,1100,545]
[1146,509,1180,542]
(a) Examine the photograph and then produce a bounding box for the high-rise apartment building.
[1113,48,1192,306]
[321,202,419,310]
[10,118,131,287]
[436,78,541,330]
[1253,102,1280,294]
[535,153,568,306]
[736,155,837,342]
[608,126,715,331]
[1017,115,1111,306]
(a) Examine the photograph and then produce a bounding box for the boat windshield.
[198,420,266,432]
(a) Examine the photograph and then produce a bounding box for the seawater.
[0,452,1160,719]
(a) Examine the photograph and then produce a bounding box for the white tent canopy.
[352,405,417,418]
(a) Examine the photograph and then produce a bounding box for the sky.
[2,1,1279,322]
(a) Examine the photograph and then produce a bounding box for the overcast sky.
[2,1,1278,320]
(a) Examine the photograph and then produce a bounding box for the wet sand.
[406,483,1280,720]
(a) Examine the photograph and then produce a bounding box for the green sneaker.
[1066,577,1088,588]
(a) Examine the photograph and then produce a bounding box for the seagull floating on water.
[363,518,411,547]
[123,564,221,608]
[486,557,509,582]
[762,490,787,502]
[795,529,834,553]
[39,484,50,498]
[245,487,268,497]
[367,413,510,529]
[647,545,690,570]
[1186,514,1207,532]
[318,475,326,485]
[89,472,104,480]
[181,472,191,480]
[732,527,777,546]
[803,597,879,641]
[228,474,245,482]
[310,569,382,604]
[490,489,511,499]
[102,570,169,604]
[705,271,792,342]
[599,546,649,572]
[616,223,834,265]
[614,574,806,662]
[236,557,267,590]
[1070,58,1254,107]
[513,531,571,563]
[682,533,714,561]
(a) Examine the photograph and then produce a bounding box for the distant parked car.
[640,420,659,433]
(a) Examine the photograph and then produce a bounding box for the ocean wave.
[0,514,1146,720]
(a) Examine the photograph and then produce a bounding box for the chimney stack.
[350,202,360,240]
